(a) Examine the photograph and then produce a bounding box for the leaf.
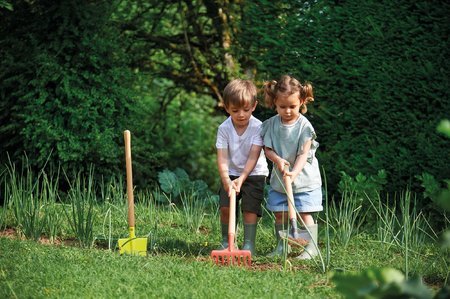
[158,169,180,195]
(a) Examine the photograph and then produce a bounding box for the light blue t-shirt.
[261,114,322,193]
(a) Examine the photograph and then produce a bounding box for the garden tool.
[118,130,147,256]
[278,166,310,247]
[210,188,252,266]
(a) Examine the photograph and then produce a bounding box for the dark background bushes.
[1,0,449,209]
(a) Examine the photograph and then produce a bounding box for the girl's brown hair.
[263,75,314,114]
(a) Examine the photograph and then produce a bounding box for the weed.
[62,168,97,248]
[6,159,45,240]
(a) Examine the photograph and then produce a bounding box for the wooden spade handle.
[283,166,296,222]
[124,130,135,228]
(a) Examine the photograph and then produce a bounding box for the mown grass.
[0,237,335,298]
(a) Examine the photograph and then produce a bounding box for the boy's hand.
[231,177,244,194]
[222,178,233,197]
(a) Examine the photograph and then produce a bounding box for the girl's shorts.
[266,187,323,213]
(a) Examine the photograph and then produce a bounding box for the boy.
[215,79,269,255]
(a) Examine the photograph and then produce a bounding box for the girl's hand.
[276,158,290,175]
[284,169,299,182]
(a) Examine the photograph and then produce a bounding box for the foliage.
[157,168,212,203]
[0,0,136,182]
[129,78,223,189]
[62,168,97,248]
[333,267,435,299]
[0,0,12,11]
[114,0,245,103]
[437,119,450,138]
[241,0,450,197]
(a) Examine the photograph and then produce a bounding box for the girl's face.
[225,102,257,129]
[275,92,302,125]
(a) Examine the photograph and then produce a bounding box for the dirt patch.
[0,227,16,238]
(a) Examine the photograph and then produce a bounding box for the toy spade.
[118,130,147,256]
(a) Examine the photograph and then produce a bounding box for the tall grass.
[164,190,209,233]
[327,188,365,248]
[63,168,97,248]
[366,190,440,279]
[6,161,45,240]
[41,171,63,243]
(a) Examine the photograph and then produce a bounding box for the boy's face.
[225,102,257,129]
[275,92,302,125]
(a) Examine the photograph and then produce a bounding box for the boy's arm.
[287,139,312,181]
[232,144,262,193]
[217,148,232,196]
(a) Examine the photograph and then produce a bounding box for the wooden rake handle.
[283,165,296,222]
[228,188,237,249]
[124,130,135,228]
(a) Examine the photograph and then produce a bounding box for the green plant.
[327,189,365,248]
[41,172,62,243]
[6,160,45,240]
[62,168,97,248]
[158,168,212,203]
[333,267,435,299]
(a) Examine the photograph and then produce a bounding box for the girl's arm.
[264,146,290,175]
[232,144,262,193]
[286,139,312,181]
[217,148,232,196]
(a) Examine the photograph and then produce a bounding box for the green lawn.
[0,237,336,298]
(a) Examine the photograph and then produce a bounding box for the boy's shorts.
[219,175,266,217]
[266,187,323,213]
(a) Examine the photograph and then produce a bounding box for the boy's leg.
[242,212,258,255]
[219,207,229,249]
[240,176,265,256]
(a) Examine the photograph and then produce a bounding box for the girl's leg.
[267,211,291,257]
[297,212,319,259]
[299,212,315,226]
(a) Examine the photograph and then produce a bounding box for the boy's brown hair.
[223,79,258,108]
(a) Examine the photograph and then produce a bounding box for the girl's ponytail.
[300,82,314,114]
[263,80,277,109]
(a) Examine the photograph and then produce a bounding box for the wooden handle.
[228,188,237,235]
[124,130,135,227]
[283,166,296,221]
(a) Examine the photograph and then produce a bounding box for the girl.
[261,75,322,259]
